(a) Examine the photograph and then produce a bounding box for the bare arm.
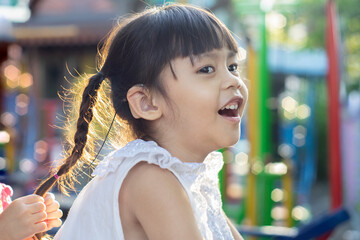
[224,212,244,240]
[119,162,204,240]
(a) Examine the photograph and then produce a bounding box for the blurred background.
[0,0,359,239]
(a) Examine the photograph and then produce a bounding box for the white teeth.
[221,104,238,110]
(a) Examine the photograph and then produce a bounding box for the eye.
[198,66,215,74]
[228,63,238,72]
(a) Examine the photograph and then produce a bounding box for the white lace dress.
[54,139,235,240]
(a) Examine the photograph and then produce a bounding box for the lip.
[219,96,244,111]
[221,115,241,123]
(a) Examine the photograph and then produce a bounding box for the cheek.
[161,101,180,124]
[240,81,249,101]
[242,83,249,101]
[239,84,249,115]
[164,81,219,122]
[191,94,218,118]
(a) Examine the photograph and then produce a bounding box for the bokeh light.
[271,188,285,202]
[292,205,311,221]
[0,157,6,170]
[19,158,36,173]
[34,140,48,162]
[15,93,29,115]
[19,72,33,88]
[1,112,17,127]
[4,64,20,80]
[267,12,287,30]
[271,205,288,221]
[282,96,298,113]
[297,104,311,119]
[293,125,307,147]
[252,161,264,175]
[234,152,250,176]
[278,143,295,159]
[227,183,244,199]
[0,131,10,144]
[265,162,288,175]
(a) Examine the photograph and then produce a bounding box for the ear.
[126,85,162,120]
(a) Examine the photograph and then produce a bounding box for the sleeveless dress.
[54,139,235,240]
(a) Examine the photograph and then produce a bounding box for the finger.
[30,211,47,223]
[18,220,45,240]
[44,192,55,205]
[33,221,47,234]
[46,218,63,230]
[28,201,46,214]
[45,200,60,213]
[46,209,63,220]
[21,194,45,204]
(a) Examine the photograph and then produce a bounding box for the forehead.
[190,48,239,64]
[161,47,240,80]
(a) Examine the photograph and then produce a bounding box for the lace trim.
[92,139,223,178]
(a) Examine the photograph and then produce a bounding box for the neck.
[161,142,208,164]
[148,120,218,163]
[151,133,213,164]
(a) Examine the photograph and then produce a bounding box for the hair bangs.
[156,6,238,62]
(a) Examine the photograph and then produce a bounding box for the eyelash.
[197,64,239,74]
[198,66,215,74]
[228,64,239,72]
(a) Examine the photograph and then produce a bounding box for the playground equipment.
[219,0,351,238]
[238,207,350,240]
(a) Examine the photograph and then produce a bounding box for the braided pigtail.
[33,72,105,239]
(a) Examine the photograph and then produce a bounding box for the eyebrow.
[190,50,238,65]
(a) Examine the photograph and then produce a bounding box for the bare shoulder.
[125,161,184,191]
[119,161,203,240]
[126,161,178,182]
[120,161,189,212]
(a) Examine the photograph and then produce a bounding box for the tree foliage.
[232,0,360,88]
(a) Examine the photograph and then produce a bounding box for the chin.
[229,136,240,147]
[221,132,241,148]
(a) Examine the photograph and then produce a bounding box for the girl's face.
[154,47,248,161]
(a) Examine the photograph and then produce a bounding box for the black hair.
[101,4,238,138]
[33,4,238,239]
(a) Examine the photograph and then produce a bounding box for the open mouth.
[218,98,243,117]
[218,105,238,117]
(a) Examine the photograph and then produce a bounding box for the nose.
[222,70,242,90]
[222,70,249,103]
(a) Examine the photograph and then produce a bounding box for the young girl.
[35,3,248,240]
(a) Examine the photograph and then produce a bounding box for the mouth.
[218,97,243,118]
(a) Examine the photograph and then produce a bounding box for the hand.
[0,193,63,240]
[0,194,47,240]
[43,193,63,231]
